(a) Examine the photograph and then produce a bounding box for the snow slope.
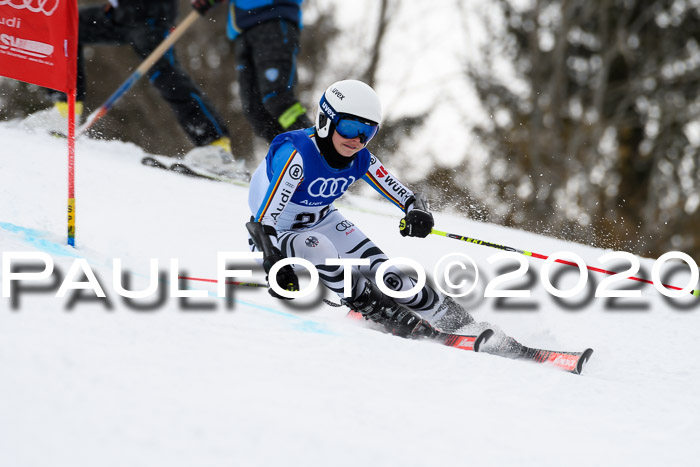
[1,125,698,467]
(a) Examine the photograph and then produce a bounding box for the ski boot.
[433,296,476,333]
[21,101,83,137]
[342,282,438,338]
[184,137,249,180]
[431,296,524,357]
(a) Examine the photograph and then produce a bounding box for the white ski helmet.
[316,80,382,142]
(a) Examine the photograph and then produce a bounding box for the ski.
[439,329,495,352]
[141,154,249,186]
[346,309,494,352]
[517,346,594,375]
[347,309,592,374]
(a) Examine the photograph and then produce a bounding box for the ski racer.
[245,79,519,350]
[23,0,244,178]
[193,0,313,142]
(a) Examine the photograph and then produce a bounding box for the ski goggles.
[335,118,379,144]
[320,94,379,144]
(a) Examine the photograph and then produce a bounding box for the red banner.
[0,0,77,93]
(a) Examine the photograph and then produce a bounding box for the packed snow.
[1,124,698,466]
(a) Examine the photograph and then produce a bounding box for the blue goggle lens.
[335,118,379,144]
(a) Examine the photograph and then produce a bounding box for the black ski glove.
[246,221,299,300]
[191,0,222,15]
[263,251,300,300]
[399,192,434,238]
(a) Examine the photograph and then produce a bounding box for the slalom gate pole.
[177,276,268,288]
[76,11,200,137]
[67,88,77,247]
[179,275,343,308]
[430,228,700,297]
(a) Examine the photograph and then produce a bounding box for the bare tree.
[446,0,700,258]
[362,0,392,87]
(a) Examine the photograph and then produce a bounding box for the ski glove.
[399,192,434,238]
[191,0,222,15]
[246,221,299,300]
[264,253,300,300]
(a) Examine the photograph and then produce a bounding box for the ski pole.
[430,228,700,297]
[76,10,200,137]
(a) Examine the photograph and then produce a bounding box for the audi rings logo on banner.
[307,176,355,198]
[335,220,355,232]
[0,0,60,16]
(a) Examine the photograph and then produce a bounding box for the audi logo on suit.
[306,176,356,198]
